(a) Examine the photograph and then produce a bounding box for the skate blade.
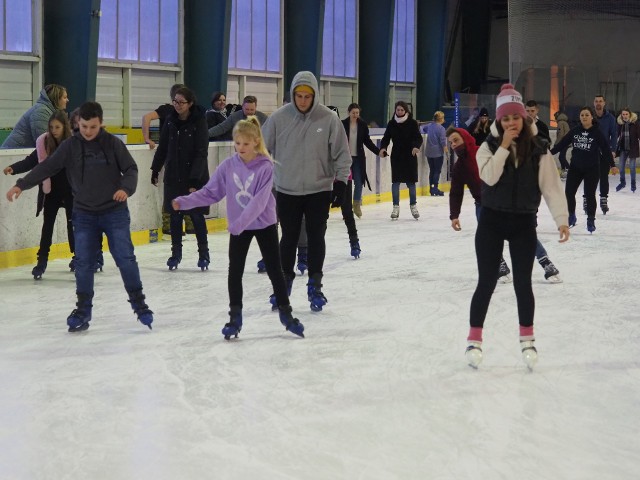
[546,275,562,284]
[498,274,512,284]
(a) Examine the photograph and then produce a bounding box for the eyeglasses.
[172,99,189,106]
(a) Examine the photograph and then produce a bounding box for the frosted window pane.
[405,0,415,82]
[396,0,406,82]
[0,2,5,50]
[118,1,139,61]
[345,0,356,78]
[252,0,266,71]
[266,0,280,72]
[6,0,32,53]
[228,0,237,68]
[159,0,178,63]
[98,0,117,59]
[322,0,335,76]
[390,7,398,82]
[235,0,252,70]
[333,0,345,77]
[140,0,159,62]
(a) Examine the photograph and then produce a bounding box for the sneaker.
[390,205,399,220]
[410,204,420,219]
[587,216,596,233]
[466,341,483,368]
[600,196,609,215]
[616,182,626,192]
[498,260,512,283]
[568,213,577,227]
[521,340,538,369]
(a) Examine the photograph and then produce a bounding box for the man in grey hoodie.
[262,71,351,311]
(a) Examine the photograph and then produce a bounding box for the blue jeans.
[427,156,444,186]
[351,156,363,202]
[392,182,416,206]
[72,207,143,296]
[618,151,637,185]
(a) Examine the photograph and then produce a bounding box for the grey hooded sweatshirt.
[262,71,351,195]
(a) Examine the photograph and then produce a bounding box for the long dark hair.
[44,110,72,155]
[495,115,535,165]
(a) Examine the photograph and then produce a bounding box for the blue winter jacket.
[1,89,57,149]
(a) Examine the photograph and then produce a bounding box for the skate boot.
[390,205,399,220]
[538,256,561,283]
[498,259,512,283]
[270,275,294,310]
[257,259,267,273]
[632,181,636,193]
[600,196,609,215]
[67,293,93,332]
[521,340,538,370]
[410,204,420,219]
[94,250,104,272]
[222,306,242,340]
[616,181,626,192]
[167,246,182,270]
[350,239,361,259]
[32,260,47,280]
[430,185,437,196]
[568,213,577,228]
[353,200,362,218]
[69,256,77,272]
[560,169,568,180]
[128,289,154,329]
[586,216,596,233]
[197,243,210,271]
[466,341,483,368]
[297,247,308,275]
[582,196,587,214]
[433,184,444,196]
[307,273,327,312]
[278,305,305,338]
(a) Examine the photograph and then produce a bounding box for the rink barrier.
[1,135,451,270]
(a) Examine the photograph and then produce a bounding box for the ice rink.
[1,180,639,479]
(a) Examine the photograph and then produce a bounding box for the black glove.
[151,170,159,186]
[330,181,346,208]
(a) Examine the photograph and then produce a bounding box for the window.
[98,0,179,64]
[390,0,415,83]
[1,0,33,53]
[228,0,281,73]
[321,0,356,78]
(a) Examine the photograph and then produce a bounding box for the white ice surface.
[1,180,639,480]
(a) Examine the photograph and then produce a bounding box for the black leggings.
[565,163,599,217]
[470,208,537,328]
[228,224,289,308]
[38,193,74,260]
[340,180,358,242]
[599,153,611,197]
[276,190,331,279]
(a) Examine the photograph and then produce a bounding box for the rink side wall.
[0,133,444,269]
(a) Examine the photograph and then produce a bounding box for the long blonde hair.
[233,116,270,158]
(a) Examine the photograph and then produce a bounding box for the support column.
[358,0,395,127]
[43,0,101,110]
[416,0,448,119]
[184,0,232,108]
[461,0,491,93]
[283,0,324,90]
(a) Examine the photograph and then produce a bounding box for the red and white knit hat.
[495,83,526,120]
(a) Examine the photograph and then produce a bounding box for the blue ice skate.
[222,307,243,340]
[307,274,327,312]
[67,294,93,333]
[269,276,294,311]
[350,240,361,259]
[278,306,305,338]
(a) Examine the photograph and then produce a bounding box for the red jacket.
[449,128,482,220]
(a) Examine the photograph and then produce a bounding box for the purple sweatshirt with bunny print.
[173,153,277,235]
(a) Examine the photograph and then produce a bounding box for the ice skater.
[172,116,304,339]
[466,84,569,370]
[6,101,153,332]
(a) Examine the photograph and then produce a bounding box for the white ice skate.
[390,205,399,220]
[466,341,483,368]
[520,340,538,370]
[410,204,420,219]
[498,261,512,284]
[545,274,562,284]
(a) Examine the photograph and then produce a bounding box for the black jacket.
[380,115,423,183]
[16,129,137,213]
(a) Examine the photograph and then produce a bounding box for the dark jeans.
[566,163,599,217]
[170,211,208,247]
[72,207,143,296]
[228,224,289,308]
[599,153,611,197]
[276,190,331,279]
[38,194,74,261]
[427,156,444,186]
[340,180,358,242]
[470,208,537,328]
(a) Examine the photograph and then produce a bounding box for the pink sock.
[519,325,534,341]
[467,327,483,342]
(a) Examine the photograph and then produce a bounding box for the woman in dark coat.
[151,86,211,270]
[341,103,380,218]
[379,101,423,220]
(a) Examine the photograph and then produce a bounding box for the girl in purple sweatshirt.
[172,116,304,340]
